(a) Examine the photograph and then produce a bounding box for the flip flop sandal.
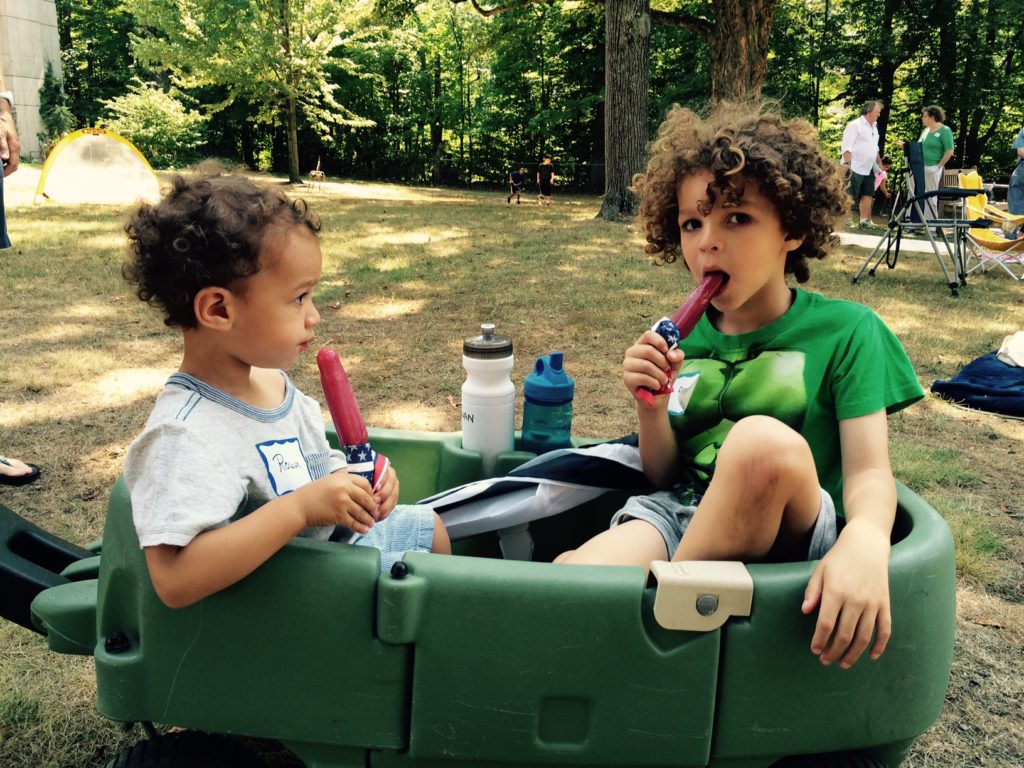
[0,456,41,486]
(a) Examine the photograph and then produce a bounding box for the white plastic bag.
[996,331,1024,366]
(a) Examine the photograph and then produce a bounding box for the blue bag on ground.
[931,352,1024,417]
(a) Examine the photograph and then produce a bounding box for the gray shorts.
[348,504,436,573]
[609,487,838,562]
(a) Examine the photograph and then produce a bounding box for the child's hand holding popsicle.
[294,471,379,533]
[630,272,726,406]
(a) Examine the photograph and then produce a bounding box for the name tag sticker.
[668,372,701,415]
[257,438,312,496]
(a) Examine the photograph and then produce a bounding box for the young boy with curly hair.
[122,173,449,609]
[557,102,923,670]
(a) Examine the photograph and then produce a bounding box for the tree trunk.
[241,110,255,170]
[872,0,904,159]
[432,56,444,184]
[811,0,830,126]
[963,0,1024,168]
[935,2,957,123]
[286,95,301,183]
[707,0,778,101]
[279,0,301,183]
[597,0,649,221]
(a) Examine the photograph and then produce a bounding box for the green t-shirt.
[920,124,954,166]
[667,288,924,515]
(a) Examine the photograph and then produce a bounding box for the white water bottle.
[462,323,515,476]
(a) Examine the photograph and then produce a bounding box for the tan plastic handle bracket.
[650,560,754,632]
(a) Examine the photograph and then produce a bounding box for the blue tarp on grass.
[931,353,1024,418]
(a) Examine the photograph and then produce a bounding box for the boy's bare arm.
[145,473,378,608]
[803,409,895,668]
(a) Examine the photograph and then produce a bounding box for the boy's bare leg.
[432,512,452,554]
[673,416,821,563]
[554,519,668,574]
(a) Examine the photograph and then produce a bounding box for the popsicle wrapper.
[343,443,391,490]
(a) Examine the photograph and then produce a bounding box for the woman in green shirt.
[917,105,955,219]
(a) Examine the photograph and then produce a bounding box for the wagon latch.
[649,561,753,632]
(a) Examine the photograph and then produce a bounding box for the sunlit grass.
[1,171,1022,767]
[937,495,1009,585]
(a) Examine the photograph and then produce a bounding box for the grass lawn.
[1,169,1021,767]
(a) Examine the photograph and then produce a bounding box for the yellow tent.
[35,128,161,205]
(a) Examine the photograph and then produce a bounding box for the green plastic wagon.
[0,427,956,768]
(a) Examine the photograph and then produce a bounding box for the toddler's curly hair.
[124,171,321,328]
[633,101,850,282]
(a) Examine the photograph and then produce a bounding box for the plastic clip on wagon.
[0,427,955,768]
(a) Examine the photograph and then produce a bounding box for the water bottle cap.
[524,352,575,403]
[463,323,513,359]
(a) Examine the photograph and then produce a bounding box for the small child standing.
[556,103,923,670]
[875,155,892,200]
[122,173,450,609]
[507,166,527,204]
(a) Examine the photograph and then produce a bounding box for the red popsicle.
[636,272,726,405]
[317,347,369,446]
[670,271,727,336]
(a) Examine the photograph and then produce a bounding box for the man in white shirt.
[841,100,885,229]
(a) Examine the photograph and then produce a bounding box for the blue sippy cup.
[521,352,574,454]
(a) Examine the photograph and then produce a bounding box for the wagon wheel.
[106,731,262,768]
[771,752,888,768]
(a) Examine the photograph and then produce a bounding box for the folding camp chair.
[937,167,962,219]
[852,142,980,296]
[959,170,1024,281]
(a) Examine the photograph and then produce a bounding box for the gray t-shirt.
[124,371,347,548]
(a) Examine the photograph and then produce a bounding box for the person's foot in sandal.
[0,456,41,486]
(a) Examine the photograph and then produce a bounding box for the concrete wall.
[0,0,62,162]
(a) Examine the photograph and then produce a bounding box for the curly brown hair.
[633,101,850,282]
[124,172,321,328]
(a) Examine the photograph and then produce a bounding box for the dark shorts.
[539,180,553,196]
[849,171,874,201]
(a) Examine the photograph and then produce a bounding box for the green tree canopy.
[102,81,206,167]
[51,0,1024,192]
[37,60,75,155]
[126,0,375,181]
